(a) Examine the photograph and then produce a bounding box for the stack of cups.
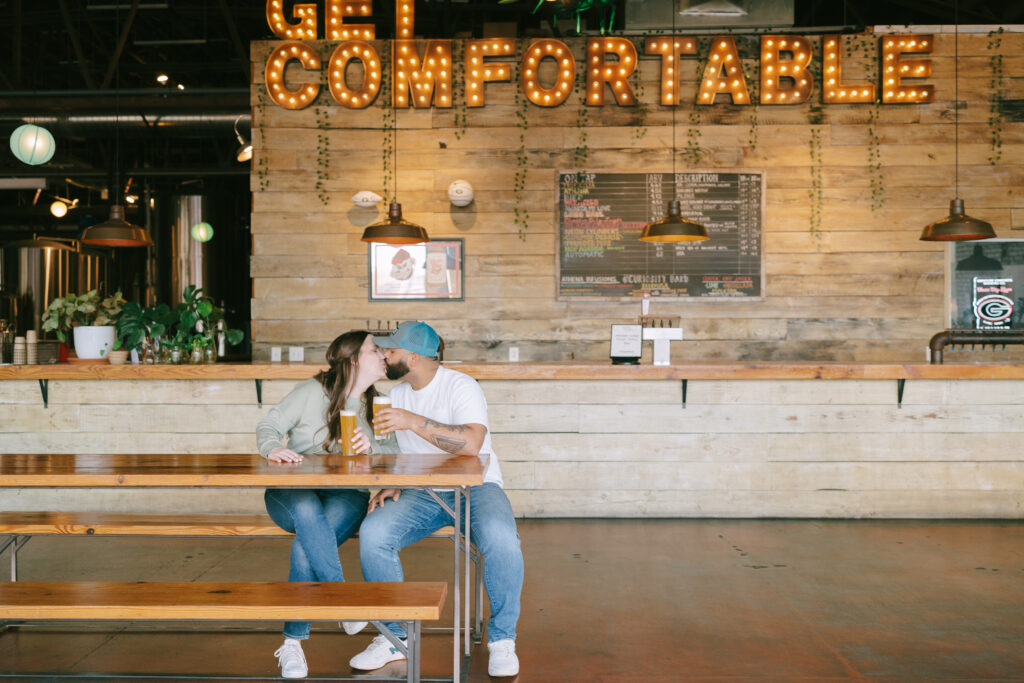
[26,330,38,364]
[12,336,26,365]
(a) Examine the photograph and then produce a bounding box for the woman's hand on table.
[368,488,401,512]
[268,447,303,463]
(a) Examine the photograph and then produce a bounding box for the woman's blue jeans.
[264,487,369,639]
[358,483,523,643]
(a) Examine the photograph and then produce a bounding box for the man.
[349,321,523,677]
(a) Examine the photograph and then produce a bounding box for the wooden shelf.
[1,361,1024,380]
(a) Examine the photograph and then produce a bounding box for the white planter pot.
[73,326,115,359]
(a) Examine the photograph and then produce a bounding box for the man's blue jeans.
[358,482,523,643]
[264,487,369,640]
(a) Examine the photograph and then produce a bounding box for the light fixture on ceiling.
[49,197,79,218]
[81,7,153,247]
[156,73,169,85]
[920,2,995,242]
[10,123,57,166]
[233,115,253,163]
[641,3,708,243]
[361,70,429,245]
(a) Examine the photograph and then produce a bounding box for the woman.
[256,331,397,679]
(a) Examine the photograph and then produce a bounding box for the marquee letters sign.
[263,1,935,111]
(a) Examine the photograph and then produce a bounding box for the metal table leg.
[463,486,471,657]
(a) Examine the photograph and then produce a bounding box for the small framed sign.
[610,324,642,364]
[369,239,465,301]
[949,239,1024,329]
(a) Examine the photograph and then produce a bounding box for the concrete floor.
[1,519,1023,681]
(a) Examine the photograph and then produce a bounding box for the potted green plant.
[167,285,244,363]
[41,290,125,361]
[115,303,169,364]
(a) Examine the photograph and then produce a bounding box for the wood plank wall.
[1,378,1021,517]
[250,30,1024,364]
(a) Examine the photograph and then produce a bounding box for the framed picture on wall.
[949,238,1024,330]
[369,239,465,301]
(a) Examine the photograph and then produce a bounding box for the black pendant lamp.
[82,204,153,247]
[362,50,429,245]
[361,201,429,244]
[642,200,708,242]
[82,8,153,248]
[920,2,995,242]
[640,5,708,243]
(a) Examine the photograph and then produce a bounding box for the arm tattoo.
[422,418,468,434]
[432,435,468,454]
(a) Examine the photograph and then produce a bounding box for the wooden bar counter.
[2,360,1024,380]
[1,361,1022,518]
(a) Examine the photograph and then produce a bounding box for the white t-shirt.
[389,365,503,487]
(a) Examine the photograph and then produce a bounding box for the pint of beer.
[372,396,391,440]
[338,410,358,455]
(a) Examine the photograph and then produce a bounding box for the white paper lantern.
[10,124,56,165]
[448,179,474,207]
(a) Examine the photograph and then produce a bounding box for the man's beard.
[385,359,410,380]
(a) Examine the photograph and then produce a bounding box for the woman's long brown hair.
[315,330,379,451]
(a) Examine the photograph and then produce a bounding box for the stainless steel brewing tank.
[0,237,110,336]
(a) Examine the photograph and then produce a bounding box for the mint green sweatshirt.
[256,378,399,458]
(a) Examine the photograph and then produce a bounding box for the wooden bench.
[0,511,484,639]
[0,580,445,683]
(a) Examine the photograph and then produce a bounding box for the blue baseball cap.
[374,321,441,357]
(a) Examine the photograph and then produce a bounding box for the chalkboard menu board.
[558,171,764,299]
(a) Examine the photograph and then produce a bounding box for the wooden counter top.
[1,361,1024,380]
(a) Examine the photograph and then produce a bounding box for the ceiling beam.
[101,0,141,90]
[58,0,98,90]
[12,0,23,88]
[217,0,252,85]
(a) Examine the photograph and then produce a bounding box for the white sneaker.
[274,638,308,679]
[341,620,367,635]
[349,633,407,670]
[487,639,519,677]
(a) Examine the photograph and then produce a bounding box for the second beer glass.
[372,396,391,440]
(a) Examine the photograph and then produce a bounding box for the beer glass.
[372,396,391,440]
[338,410,358,455]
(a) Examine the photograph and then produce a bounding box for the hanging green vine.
[572,48,590,169]
[381,43,395,204]
[986,27,1005,166]
[685,37,712,166]
[631,37,648,140]
[254,82,270,192]
[314,105,330,206]
[866,102,884,213]
[452,40,468,141]
[512,39,530,241]
[739,36,760,151]
[806,41,824,239]
[684,110,701,166]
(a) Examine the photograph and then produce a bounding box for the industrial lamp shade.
[235,142,253,163]
[640,200,709,242]
[919,199,996,242]
[81,205,154,247]
[233,116,252,163]
[10,124,56,165]
[361,202,429,244]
